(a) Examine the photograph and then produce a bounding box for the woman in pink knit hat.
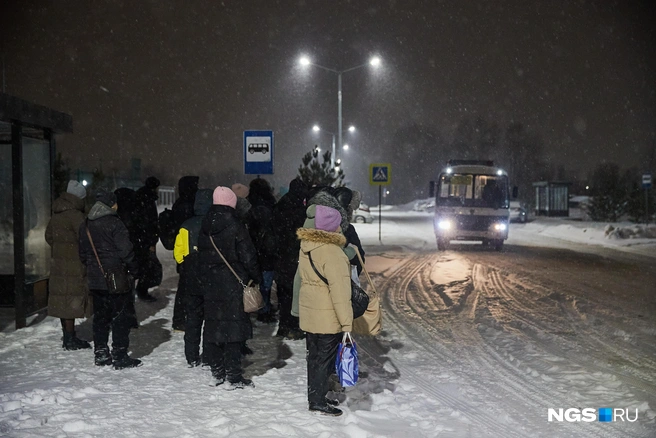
[196,186,262,388]
[296,205,352,416]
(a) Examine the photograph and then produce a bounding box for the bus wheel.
[493,239,504,251]
[437,238,448,251]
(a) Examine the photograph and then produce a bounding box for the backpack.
[158,208,177,250]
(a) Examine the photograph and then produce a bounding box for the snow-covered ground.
[0,209,654,437]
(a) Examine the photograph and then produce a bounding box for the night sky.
[2,0,654,202]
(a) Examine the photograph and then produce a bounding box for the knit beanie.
[315,205,341,232]
[66,180,87,199]
[95,188,117,208]
[231,183,250,199]
[213,186,237,208]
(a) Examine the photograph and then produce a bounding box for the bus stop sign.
[643,173,652,189]
[244,130,274,175]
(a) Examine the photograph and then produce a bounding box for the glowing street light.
[299,55,381,166]
[311,124,356,167]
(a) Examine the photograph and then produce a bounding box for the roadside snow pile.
[604,224,656,239]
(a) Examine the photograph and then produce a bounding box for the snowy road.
[356,214,656,437]
[1,211,655,437]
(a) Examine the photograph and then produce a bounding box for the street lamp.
[100,86,123,152]
[300,55,381,166]
[312,124,356,167]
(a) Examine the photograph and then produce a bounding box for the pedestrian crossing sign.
[369,163,391,186]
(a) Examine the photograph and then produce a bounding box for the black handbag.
[85,225,132,294]
[307,251,369,319]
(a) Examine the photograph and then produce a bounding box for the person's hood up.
[53,192,85,214]
[87,201,118,221]
[178,176,200,200]
[307,190,350,233]
[193,188,213,216]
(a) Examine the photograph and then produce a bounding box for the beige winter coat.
[45,192,92,319]
[296,228,353,334]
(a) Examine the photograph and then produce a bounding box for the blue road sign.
[369,163,391,185]
[244,130,274,175]
[643,173,652,189]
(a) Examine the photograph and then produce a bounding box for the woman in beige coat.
[296,205,352,416]
[45,180,92,350]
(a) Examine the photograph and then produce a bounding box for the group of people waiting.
[46,175,366,415]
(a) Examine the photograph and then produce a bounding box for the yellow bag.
[352,248,382,336]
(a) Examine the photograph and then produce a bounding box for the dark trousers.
[92,289,132,352]
[277,274,299,330]
[306,332,341,404]
[204,341,242,382]
[172,264,187,328]
[184,293,205,363]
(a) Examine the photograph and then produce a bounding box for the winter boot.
[63,332,91,350]
[227,377,254,390]
[309,402,342,416]
[112,348,142,369]
[211,365,226,385]
[94,348,113,366]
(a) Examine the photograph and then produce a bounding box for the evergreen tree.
[297,146,344,187]
[586,163,625,221]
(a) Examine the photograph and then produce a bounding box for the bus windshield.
[437,173,509,208]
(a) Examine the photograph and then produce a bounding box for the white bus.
[433,160,515,251]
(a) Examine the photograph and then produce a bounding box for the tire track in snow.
[479,264,656,397]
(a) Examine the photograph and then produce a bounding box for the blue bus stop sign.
[643,173,652,189]
[244,130,274,175]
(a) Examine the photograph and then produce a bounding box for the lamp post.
[300,55,381,166]
[100,86,123,151]
[312,124,355,168]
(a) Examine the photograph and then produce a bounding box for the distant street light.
[312,124,356,167]
[300,55,381,166]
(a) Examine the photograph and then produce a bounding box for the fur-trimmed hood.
[297,227,346,253]
[307,190,350,233]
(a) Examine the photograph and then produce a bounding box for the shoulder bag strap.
[304,250,328,285]
[85,220,106,277]
[209,235,247,287]
[354,247,376,295]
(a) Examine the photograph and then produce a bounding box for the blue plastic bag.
[335,332,358,387]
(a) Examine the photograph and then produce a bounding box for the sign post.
[643,173,652,225]
[369,163,391,243]
[244,130,274,175]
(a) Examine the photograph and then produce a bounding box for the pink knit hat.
[315,205,341,232]
[213,186,237,208]
[231,183,250,199]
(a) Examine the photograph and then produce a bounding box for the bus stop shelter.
[0,93,73,329]
[533,181,571,217]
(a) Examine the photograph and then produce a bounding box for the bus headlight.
[438,219,453,230]
[493,223,507,232]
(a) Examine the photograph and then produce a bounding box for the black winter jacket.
[198,205,261,343]
[133,185,159,249]
[246,195,277,272]
[172,176,199,228]
[272,180,307,277]
[79,202,138,291]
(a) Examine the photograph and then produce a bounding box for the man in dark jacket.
[170,175,200,330]
[78,188,141,369]
[272,177,308,339]
[133,176,161,302]
[246,178,278,324]
[173,188,213,366]
[198,187,262,388]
